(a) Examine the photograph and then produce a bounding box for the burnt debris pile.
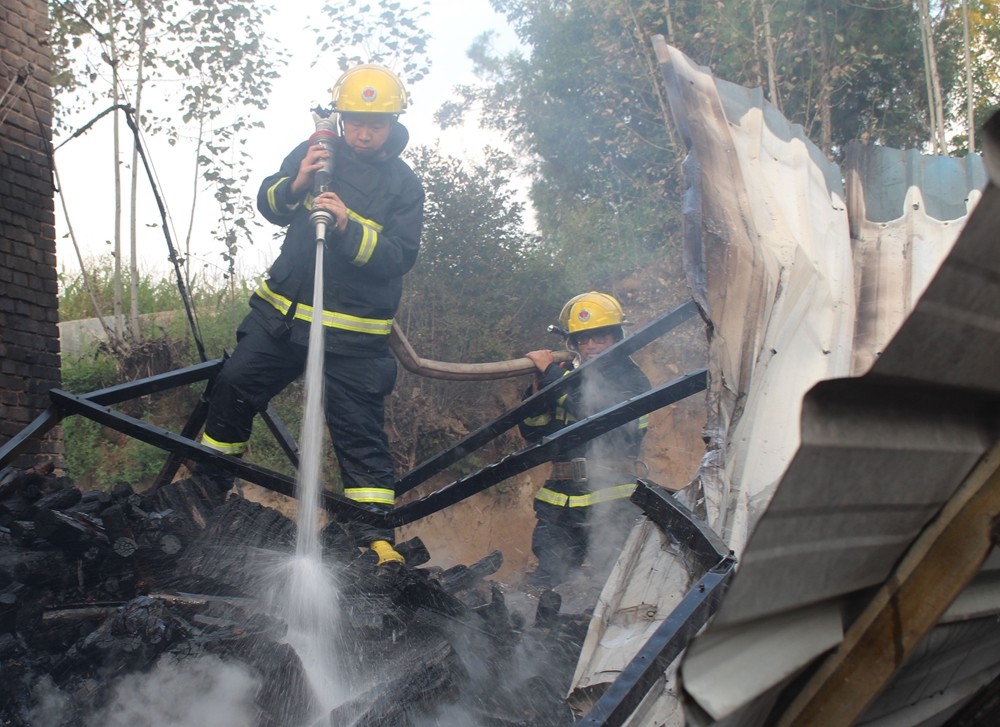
[0,462,588,726]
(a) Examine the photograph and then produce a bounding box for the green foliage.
[400,145,564,363]
[456,0,976,257]
[441,1,684,286]
[59,258,190,321]
[951,0,1000,153]
[59,260,264,363]
[667,0,964,153]
[315,0,432,89]
[61,408,168,490]
[61,416,106,487]
[58,264,341,488]
[60,342,119,393]
[49,0,286,289]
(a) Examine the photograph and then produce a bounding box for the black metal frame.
[1,299,707,529]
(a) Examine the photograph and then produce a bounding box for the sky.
[52,0,523,281]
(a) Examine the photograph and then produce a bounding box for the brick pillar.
[0,0,62,467]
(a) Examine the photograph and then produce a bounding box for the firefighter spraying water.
[197,64,424,568]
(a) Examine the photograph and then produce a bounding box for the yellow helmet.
[331,64,408,114]
[558,291,627,335]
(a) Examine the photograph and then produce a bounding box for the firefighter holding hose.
[520,292,651,588]
[198,64,424,568]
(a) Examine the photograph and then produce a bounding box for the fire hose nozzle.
[310,208,335,244]
[310,119,338,195]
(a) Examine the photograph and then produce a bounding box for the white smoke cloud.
[85,653,260,727]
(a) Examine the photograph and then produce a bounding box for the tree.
[402,145,544,358]
[947,0,1000,153]
[438,0,684,289]
[314,0,432,89]
[49,0,286,343]
[457,0,966,216]
[391,145,556,469]
[668,0,956,155]
[918,0,948,153]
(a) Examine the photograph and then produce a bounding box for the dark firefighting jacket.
[519,356,650,508]
[252,121,424,357]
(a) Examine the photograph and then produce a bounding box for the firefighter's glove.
[371,540,405,567]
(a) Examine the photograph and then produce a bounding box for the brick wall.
[0,0,62,466]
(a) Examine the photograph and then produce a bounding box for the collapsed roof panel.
[846,143,988,374]
[648,37,1000,727]
[571,37,998,725]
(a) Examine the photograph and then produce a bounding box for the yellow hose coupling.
[371,540,405,566]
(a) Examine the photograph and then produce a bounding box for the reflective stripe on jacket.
[254,280,392,336]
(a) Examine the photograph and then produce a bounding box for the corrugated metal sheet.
[569,38,1000,726]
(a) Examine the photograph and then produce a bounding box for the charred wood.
[173,496,296,595]
[50,595,184,685]
[436,549,503,595]
[0,461,55,502]
[319,518,358,562]
[146,476,229,533]
[7,520,36,545]
[0,466,601,727]
[395,536,431,567]
[535,588,562,628]
[33,508,108,546]
[31,484,82,513]
[9,548,67,587]
[391,568,468,617]
[325,636,466,727]
[0,493,35,520]
[0,581,29,632]
[41,604,120,627]
[69,489,113,516]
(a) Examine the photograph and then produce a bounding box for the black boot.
[190,461,235,492]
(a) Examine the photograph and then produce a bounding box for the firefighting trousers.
[531,491,640,586]
[202,313,398,545]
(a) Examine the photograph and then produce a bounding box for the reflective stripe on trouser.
[534,483,637,508]
[532,485,640,586]
[201,432,248,456]
[344,487,395,507]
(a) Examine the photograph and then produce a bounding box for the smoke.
[86,653,260,727]
[27,675,70,726]
[578,368,642,583]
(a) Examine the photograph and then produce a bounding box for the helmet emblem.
[578,309,591,322]
[361,86,378,103]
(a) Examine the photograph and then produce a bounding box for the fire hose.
[389,322,574,381]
